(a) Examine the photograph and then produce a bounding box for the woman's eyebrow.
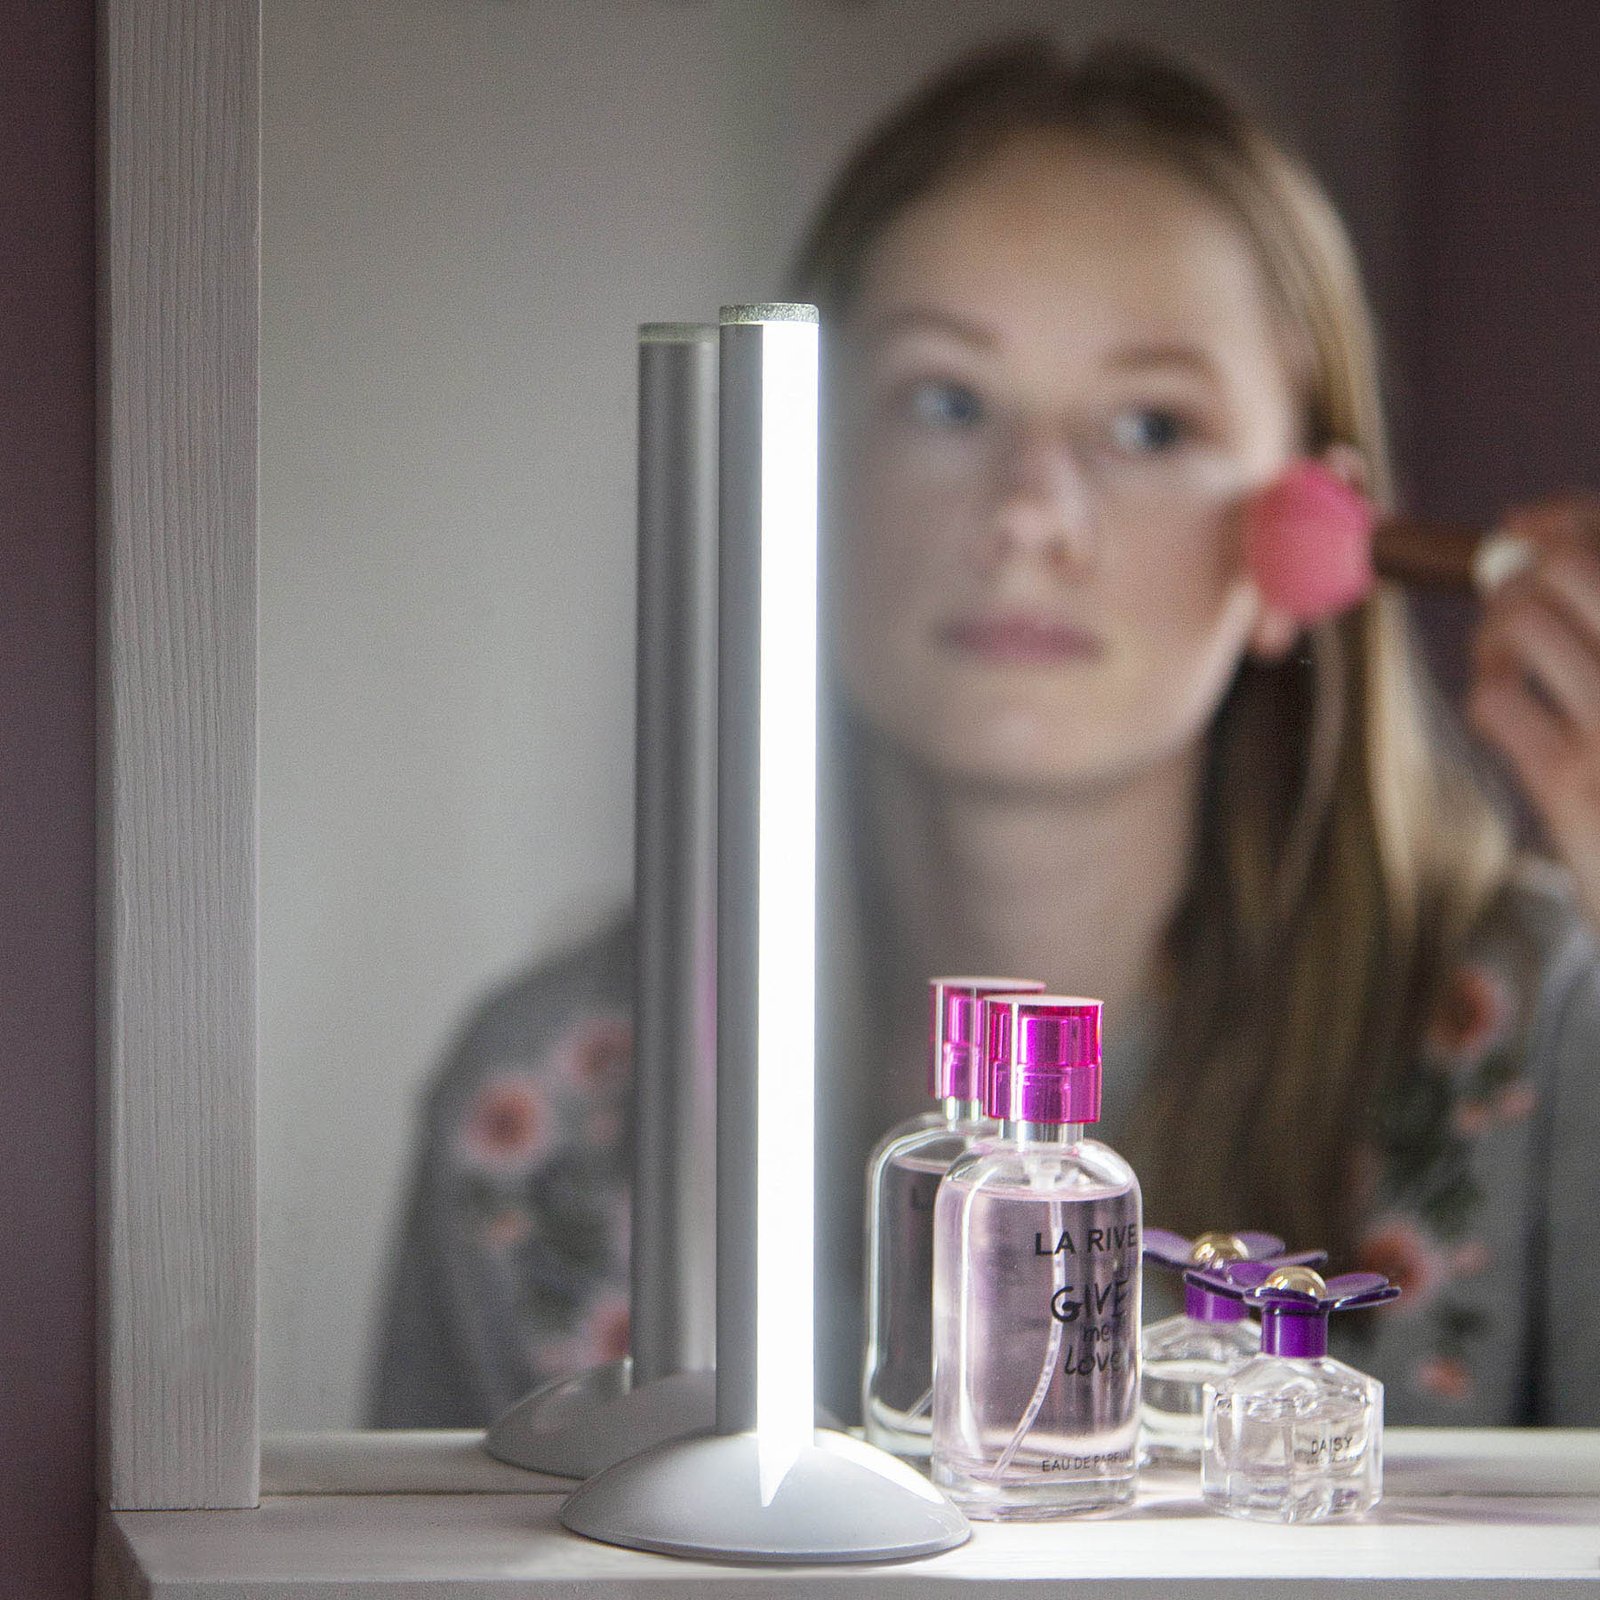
[860,306,997,350]
[1106,342,1221,380]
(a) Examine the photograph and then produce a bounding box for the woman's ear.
[1316,441,1370,499]
[1246,445,1377,656]
[1247,597,1300,662]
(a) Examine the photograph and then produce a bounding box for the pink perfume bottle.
[932,996,1142,1519]
[863,977,1043,1463]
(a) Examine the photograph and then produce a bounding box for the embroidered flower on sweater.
[1494,1079,1537,1122]
[481,1205,535,1252]
[1424,962,1513,1071]
[1354,1216,1448,1312]
[555,1015,634,1092]
[541,1293,632,1372]
[1415,1354,1474,1402]
[455,1072,555,1177]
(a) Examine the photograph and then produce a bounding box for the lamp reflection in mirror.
[485,324,720,1476]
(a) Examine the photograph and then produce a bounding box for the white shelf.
[99,1429,1600,1596]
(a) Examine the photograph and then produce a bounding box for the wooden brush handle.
[1373,514,1486,588]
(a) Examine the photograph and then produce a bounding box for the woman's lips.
[939,612,1105,664]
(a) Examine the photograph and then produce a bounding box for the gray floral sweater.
[369,918,635,1428]
[369,865,1600,1430]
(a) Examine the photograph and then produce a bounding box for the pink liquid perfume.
[863,977,1043,1463]
[932,996,1142,1519]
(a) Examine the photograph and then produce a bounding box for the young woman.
[373,38,1600,1431]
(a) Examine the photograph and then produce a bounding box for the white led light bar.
[561,305,968,1565]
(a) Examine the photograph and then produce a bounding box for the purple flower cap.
[1184,1263,1401,1357]
[1145,1229,1327,1324]
[927,976,1045,1102]
[983,995,1101,1125]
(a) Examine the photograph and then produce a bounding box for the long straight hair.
[794,39,1510,1258]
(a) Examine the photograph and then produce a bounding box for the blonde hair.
[795,38,1510,1258]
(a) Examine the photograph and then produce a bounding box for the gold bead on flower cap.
[1262,1265,1329,1296]
[1189,1231,1249,1267]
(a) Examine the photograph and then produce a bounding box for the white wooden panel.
[99,0,260,1509]
[104,1430,1600,1597]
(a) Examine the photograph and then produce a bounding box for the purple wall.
[1399,1,1600,705]
[0,2,98,1595]
[1405,1,1600,524]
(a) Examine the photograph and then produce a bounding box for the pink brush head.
[1243,459,1377,624]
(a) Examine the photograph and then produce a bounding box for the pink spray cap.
[928,976,1046,1101]
[984,995,1102,1124]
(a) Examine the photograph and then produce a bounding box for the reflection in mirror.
[262,0,1596,1440]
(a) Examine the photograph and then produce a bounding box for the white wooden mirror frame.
[97,8,1600,1589]
[100,0,261,1512]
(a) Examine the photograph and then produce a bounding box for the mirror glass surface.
[260,0,1414,1428]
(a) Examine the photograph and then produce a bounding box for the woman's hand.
[1469,493,1600,928]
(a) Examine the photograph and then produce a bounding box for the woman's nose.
[977,421,1098,577]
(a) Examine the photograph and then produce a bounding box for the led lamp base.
[559,1428,971,1564]
[485,1361,714,1480]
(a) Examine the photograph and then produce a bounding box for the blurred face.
[830,135,1303,791]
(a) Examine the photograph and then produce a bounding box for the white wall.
[260,0,1409,1428]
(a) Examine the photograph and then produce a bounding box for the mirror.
[261,0,1477,1435]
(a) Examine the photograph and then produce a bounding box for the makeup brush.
[1244,460,1534,624]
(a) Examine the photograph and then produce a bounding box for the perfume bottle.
[1140,1229,1324,1468]
[863,976,1043,1463]
[1194,1263,1400,1523]
[932,995,1142,1520]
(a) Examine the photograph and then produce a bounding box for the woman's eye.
[1110,406,1188,454]
[901,379,985,429]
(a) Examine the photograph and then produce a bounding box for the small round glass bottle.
[932,996,1142,1520]
[1140,1229,1324,1468]
[863,976,1043,1463]
[1197,1264,1400,1523]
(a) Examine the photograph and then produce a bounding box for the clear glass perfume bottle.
[932,995,1142,1520]
[863,976,1043,1463]
[1197,1263,1400,1523]
[1140,1229,1325,1468]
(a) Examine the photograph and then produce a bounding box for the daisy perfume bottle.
[1194,1263,1400,1523]
[1140,1229,1324,1468]
[932,996,1142,1520]
[863,976,1043,1463]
